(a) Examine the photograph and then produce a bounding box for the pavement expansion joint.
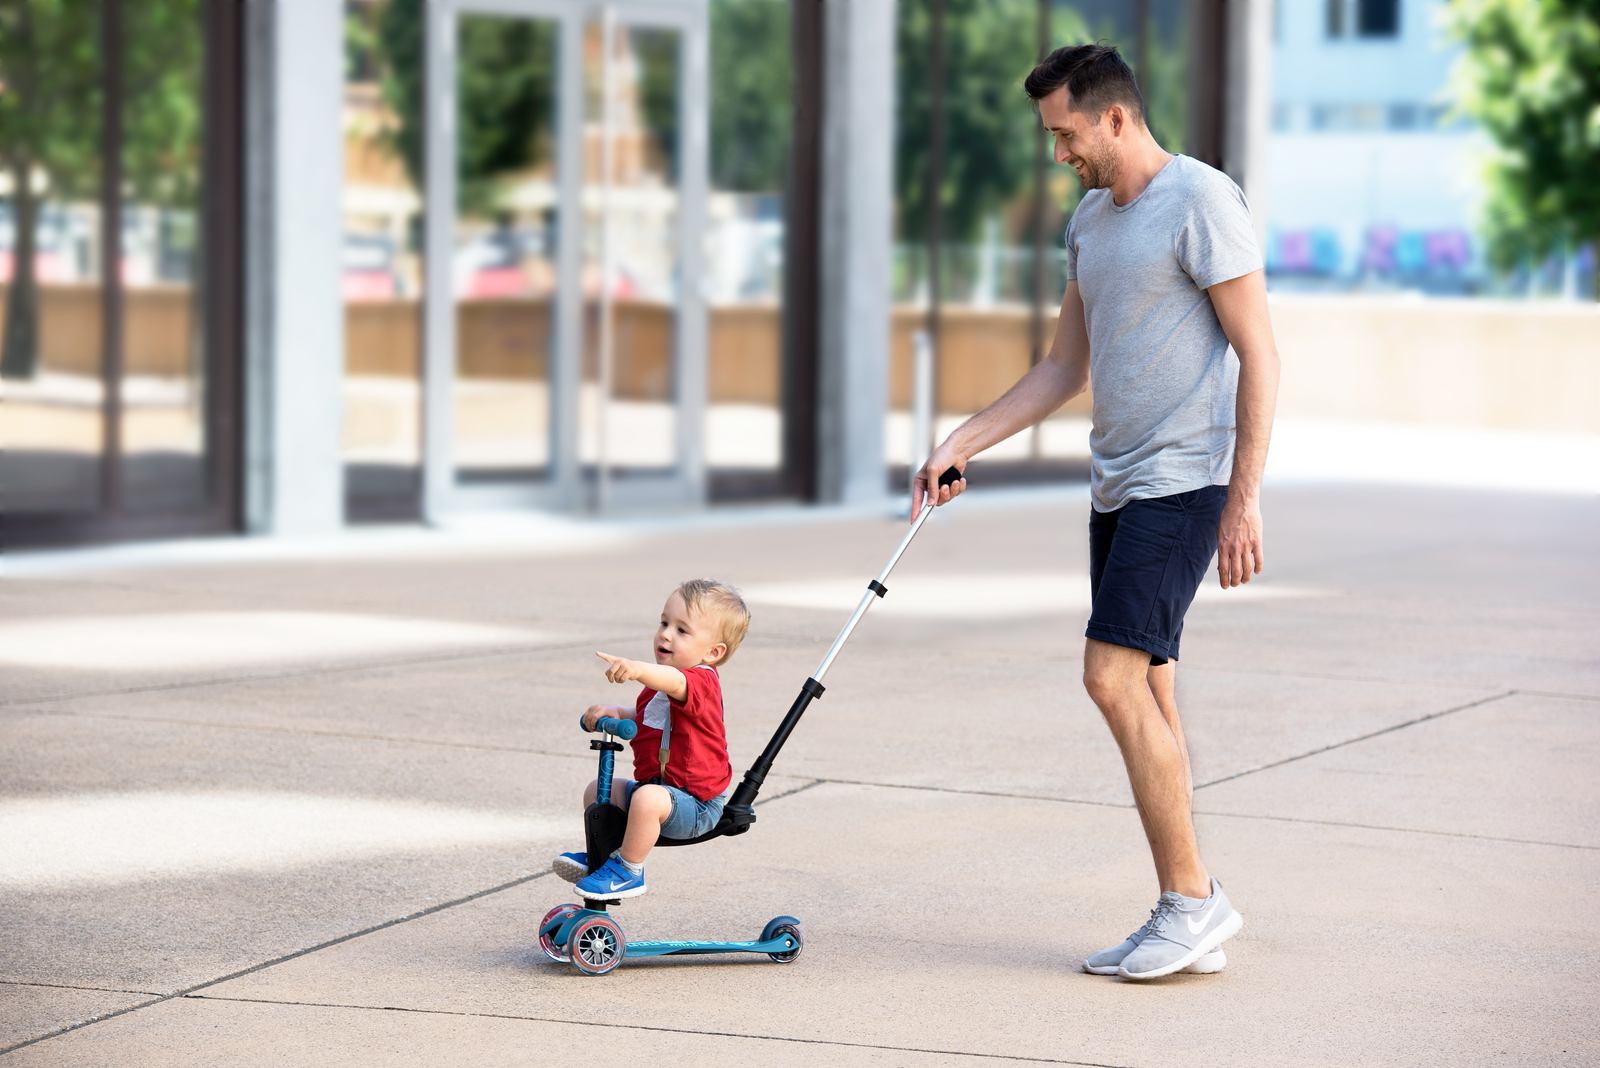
[175,995,1141,1067]
[0,871,555,1056]
[0,979,164,997]
[1190,809,1600,851]
[1193,690,1518,789]
[753,778,827,805]
[813,776,1137,810]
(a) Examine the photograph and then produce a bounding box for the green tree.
[378,1,559,213]
[376,1,679,211]
[0,0,101,379]
[1449,0,1600,295]
[710,0,791,192]
[897,0,1089,244]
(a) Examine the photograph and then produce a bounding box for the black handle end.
[937,467,963,488]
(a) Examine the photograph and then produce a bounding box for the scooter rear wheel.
[539,904,580,963]
[569,915,627,976]
[766,923,802,963]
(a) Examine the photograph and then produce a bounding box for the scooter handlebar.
[587,715,637,740]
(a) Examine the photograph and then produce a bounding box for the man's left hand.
[1216,494,1264,587]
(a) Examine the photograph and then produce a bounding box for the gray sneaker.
[1117,877,1243,979]
[1083,918,1227,976]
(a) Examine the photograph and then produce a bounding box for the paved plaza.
[2,483,1597,1065]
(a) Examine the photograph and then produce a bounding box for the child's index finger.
[595,651,619,663]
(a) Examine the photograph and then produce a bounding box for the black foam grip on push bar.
[938,467,963,488]
[868,580,888,598]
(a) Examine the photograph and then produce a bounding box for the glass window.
[0,0,106,516]
[342,0,425,520]
[1,0,234,538]
[455,13,561,488]
[705,0,792,500]
[1357,0,1398,38]
[121,0,208,513]
[582,18,681,495]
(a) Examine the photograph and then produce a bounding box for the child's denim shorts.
[624,780,733,840]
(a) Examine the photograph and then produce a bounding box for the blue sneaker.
[552,852,589,883]
[574,853,647,899]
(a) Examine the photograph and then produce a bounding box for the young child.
[553,579,750,899]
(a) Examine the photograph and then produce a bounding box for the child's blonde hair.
[678,578,750,666]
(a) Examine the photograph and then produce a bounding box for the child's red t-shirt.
[631,664,733,802]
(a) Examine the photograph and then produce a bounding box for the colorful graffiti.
[1267,227,1475,277]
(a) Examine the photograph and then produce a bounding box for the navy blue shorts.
[1087,485,1228,666]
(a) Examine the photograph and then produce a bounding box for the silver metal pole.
[596,5,618,512]
[811,496,938,683]
[910,329,933,496]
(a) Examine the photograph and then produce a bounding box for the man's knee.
[1083,639,1149,706]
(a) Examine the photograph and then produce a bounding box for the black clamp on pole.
[867,580,888,598]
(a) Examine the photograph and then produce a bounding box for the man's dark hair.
[1023,43,1145,127]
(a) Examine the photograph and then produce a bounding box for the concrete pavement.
[2,484,1597,1065]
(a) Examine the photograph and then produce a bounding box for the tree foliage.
[375,1,680,213]
[0,0,200,379]
[710,0,791,192]
[897,0,1090,244]
[1448,0,1600,287]
[0,0,101,378]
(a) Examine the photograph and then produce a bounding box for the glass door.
[1,0,240,545]
[423,0,708,517]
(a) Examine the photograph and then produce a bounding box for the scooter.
[538,467,963,975]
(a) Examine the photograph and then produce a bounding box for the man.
[913,44,1280,980]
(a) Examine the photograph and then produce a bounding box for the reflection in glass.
[452,14,560,483]
[583,20,681,486]
[0,1,105,514]
[121,0,207,512]
[705,0,790,487]
[343,0,425,516]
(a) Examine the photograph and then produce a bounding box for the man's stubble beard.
[1075,140,1122,191]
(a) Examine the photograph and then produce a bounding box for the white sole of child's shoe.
[578,884,646,900]
[1118,910,1243,979]
[1084,947,1225,976]
[552,856,587,883]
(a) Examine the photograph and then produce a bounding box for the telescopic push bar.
[656,466,963,846]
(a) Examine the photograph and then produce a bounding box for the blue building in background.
[1265,0,1484,292]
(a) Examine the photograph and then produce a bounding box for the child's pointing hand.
[596,651,645,684]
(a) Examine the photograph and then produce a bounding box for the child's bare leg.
[619,784,672,866]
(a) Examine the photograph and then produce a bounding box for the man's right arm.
[912,280,1091,519]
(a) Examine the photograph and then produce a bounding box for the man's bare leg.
[1083,638,1209,899]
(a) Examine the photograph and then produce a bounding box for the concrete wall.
[1270,295,1600,433]
[339,295,1597,433]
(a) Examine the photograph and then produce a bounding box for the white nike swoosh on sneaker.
[1184,904,1217,934]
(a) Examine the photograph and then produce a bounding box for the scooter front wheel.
[766,923,802,963]
[539,903,581,963]
[569,915,627,976]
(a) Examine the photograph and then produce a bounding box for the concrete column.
[243,0,345,535]
[1224,0,1273,249]
[816,0,894,505]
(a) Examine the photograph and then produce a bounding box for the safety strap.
[657,703,671,782]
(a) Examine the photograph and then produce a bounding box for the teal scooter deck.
[540,902,801,976]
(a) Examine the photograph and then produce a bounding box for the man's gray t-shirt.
[1063,154,1262,512]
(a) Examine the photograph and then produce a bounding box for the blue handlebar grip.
[596,716,637,740]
